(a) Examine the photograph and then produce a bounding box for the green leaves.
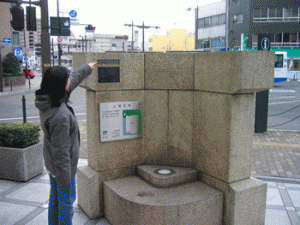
[1,53,21,76]
[0,123,41,148]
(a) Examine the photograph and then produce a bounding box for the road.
[268,80,300,131]
[1,80,300,132]
[0,86,87,123]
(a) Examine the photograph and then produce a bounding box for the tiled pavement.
[1,79,300,224]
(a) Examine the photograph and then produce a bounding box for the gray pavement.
[1,79,300,224]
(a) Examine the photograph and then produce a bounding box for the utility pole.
[124,21,160,52]
[0,46,4,92]
[195,6,198,50]
[57,0,62,65]
[40,0,51,75]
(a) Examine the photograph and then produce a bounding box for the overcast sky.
[32,0,221,40]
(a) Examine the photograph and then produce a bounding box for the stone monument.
[73,51,274,224]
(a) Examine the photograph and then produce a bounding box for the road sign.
[3,38,11,46]
[71,21,80,26]
[57,36,63,42]
[69,10,77,18]
[50,17,70,36]
[14,47,23,60]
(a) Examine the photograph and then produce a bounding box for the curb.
[254,175,300,184]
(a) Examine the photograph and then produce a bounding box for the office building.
[196,0,300,51]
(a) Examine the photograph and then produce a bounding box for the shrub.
[1,53,21,76]
[2,72,24,78]
[0,123,41,148]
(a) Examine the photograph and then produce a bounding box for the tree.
[1,53,21,76]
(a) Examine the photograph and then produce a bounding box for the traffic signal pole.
[1,0,51,76]
[40,0,51,75]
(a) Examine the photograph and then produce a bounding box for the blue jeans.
[48,175,76,225]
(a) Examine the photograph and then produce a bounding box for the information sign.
[100,101,142,142]
[69,10,77,18]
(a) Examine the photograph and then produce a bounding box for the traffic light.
[10,5,24,31]
[26,6,36,31]
[85,25,96,32]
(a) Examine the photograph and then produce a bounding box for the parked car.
[23,69,35,79]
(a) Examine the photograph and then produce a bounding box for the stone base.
[77,166,100,219]
[202,173,267,225]
[0,143,44,182]
[77,165,136,219]
[104,176,223,225]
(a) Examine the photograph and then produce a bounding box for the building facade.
[196,0,300,51]
[196,1,227,51]
[19,17,41,56]
[0,2,13,58]
[148,28,195,52]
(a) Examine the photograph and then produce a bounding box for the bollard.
[22,95,27,124]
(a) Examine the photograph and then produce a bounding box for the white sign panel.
[100,101,142,142]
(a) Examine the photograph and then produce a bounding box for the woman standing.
[35,62,97,224]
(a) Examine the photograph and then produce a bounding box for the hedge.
[0,123,41,148]
[2,72,24,78]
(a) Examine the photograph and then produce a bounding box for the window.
[275,54,283,68]
[198,18,204,28]
[149,47,153,51]
[12,32,20,45]
[198,14,226,28]
[233,14,243,23]
[149,38,152,43]
[199,40,210,48]
[211,37,226,48]
[218,14,226,25]
[204,17,211,28]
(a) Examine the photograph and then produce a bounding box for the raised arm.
[68,62,97,93]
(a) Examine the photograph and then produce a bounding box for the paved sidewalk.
[1,80,300,224]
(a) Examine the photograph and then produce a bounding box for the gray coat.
[35,64,92,185]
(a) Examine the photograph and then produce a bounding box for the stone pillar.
[193,51,274,224]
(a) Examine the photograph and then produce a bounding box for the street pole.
[124,22,160,52]
[142,22,145,52]
[226,0,229,50]
[132,21,134,51]
[195,6,198,50]
[40,0,51,76]
[57,0,61,65]
[0,47,3,92]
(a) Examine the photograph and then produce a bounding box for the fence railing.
[252,42,300,48]
[253,17,300,23]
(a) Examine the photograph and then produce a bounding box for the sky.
[29,0,221,41]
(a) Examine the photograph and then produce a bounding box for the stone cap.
[74,51,274,94]
[195,51,275,94]
[137,165,198,188]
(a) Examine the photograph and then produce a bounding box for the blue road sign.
[3,38,11,44]
[69,10,77,18]
[14,47,23,60]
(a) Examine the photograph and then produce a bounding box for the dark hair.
[40,66,70,107]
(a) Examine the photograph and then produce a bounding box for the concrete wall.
[74,51,274,224]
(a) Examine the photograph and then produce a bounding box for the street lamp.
[186,6,198,50]
[124,22,160,52]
